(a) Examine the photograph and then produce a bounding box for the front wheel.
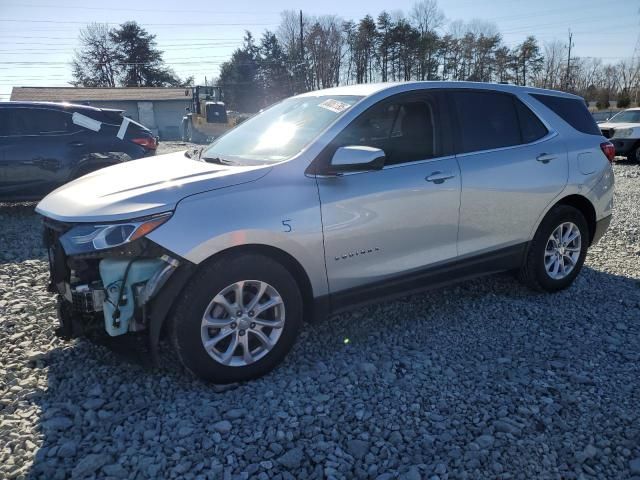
[171,253,303,383]
[518,205,589,292]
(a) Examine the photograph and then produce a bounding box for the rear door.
[1,107,85,197]
[317,91,461,295]
[451,90,568,256]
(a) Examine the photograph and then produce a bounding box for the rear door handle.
[536,153,557,164]
[426,171,456,184]
[68,141,85,147]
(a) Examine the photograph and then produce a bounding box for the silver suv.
[37,82,614,383]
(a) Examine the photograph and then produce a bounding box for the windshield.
[202,95,362,164]
[608,110,640,123]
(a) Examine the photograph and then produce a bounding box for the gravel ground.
[0,156,639,480]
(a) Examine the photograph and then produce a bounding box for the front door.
[316,92,461,296]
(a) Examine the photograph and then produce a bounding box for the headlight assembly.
[60,212,172,254]
[613,128,633,138]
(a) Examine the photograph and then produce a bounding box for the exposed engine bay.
[42,216,185,346]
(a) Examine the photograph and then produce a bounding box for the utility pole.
[565,30,573,91]
[633,9,640,105]
[299,10,305,93]
[299,10,304,59]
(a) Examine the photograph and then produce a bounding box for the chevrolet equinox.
[36,82,614,383]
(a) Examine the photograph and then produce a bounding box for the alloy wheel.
[544,222,581,280]
[200,280,285,367]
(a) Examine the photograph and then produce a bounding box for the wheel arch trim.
[146,242,321,364]
[530,192,598,244]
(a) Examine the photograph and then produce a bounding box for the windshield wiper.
[201,155,237,165]
[184,147,204,160]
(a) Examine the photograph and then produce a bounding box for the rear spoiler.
[100,108,124,117]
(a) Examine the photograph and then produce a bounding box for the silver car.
[37,82,614,383]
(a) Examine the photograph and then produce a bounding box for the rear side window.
[515,100,548,143]
[452,91,521,153]
[530,94,600,135]
[9,108,75,135]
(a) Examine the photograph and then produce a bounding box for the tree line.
[70,3,638,113]
[218,1,639,112]
[71,21,192,88]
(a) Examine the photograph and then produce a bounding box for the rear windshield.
[530,94,600,135]
[607,110,640,124]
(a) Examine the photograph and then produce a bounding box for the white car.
[598,108,640,161]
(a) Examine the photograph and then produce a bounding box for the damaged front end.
[42,213,193,363]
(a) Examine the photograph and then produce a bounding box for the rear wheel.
[171,253,303,383]
[519,205,589,292]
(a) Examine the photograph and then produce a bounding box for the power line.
[1,2,282,15]
[0,35,245,40]
[0,45,242,53]
[0,18,275,26]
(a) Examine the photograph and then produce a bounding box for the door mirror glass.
[329,146,386,173]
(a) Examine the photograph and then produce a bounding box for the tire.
[171,253,303,383]
[518,205,589,293]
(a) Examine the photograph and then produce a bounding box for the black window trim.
[0,107,82,137]
[446,88,557,158]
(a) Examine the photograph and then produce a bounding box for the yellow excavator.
[181,86,248,143]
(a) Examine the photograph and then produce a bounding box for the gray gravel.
[1,158,639,480]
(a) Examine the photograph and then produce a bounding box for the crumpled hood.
[598,122,640,130]
[36,151,271,222]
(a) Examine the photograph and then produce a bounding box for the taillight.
[131,137,157,150]
[600,141,615,163]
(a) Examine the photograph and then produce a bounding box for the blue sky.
[0,0,638,100]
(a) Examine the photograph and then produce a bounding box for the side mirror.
[329,146,386,174]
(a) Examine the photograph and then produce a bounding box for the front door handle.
[536,153,557,164]
[426,171,456,184]
[68,141,85,147]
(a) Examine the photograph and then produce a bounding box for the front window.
[202,95,362,165]
[608,110,640,123]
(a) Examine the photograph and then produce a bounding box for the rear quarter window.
[515,100,548,143]
[530,93,600,135]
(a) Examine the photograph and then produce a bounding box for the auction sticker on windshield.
[318,99,352,113]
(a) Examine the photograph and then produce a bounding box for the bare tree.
[71,23,118,87]
[410,0,444,80]
[410,0,444,35]
[306,16,344,89]
[616,59,639,94]
[534,40,566,89]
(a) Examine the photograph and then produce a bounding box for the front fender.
[146,170,327,297]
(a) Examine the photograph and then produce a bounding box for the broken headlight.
[59,212,172,255]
